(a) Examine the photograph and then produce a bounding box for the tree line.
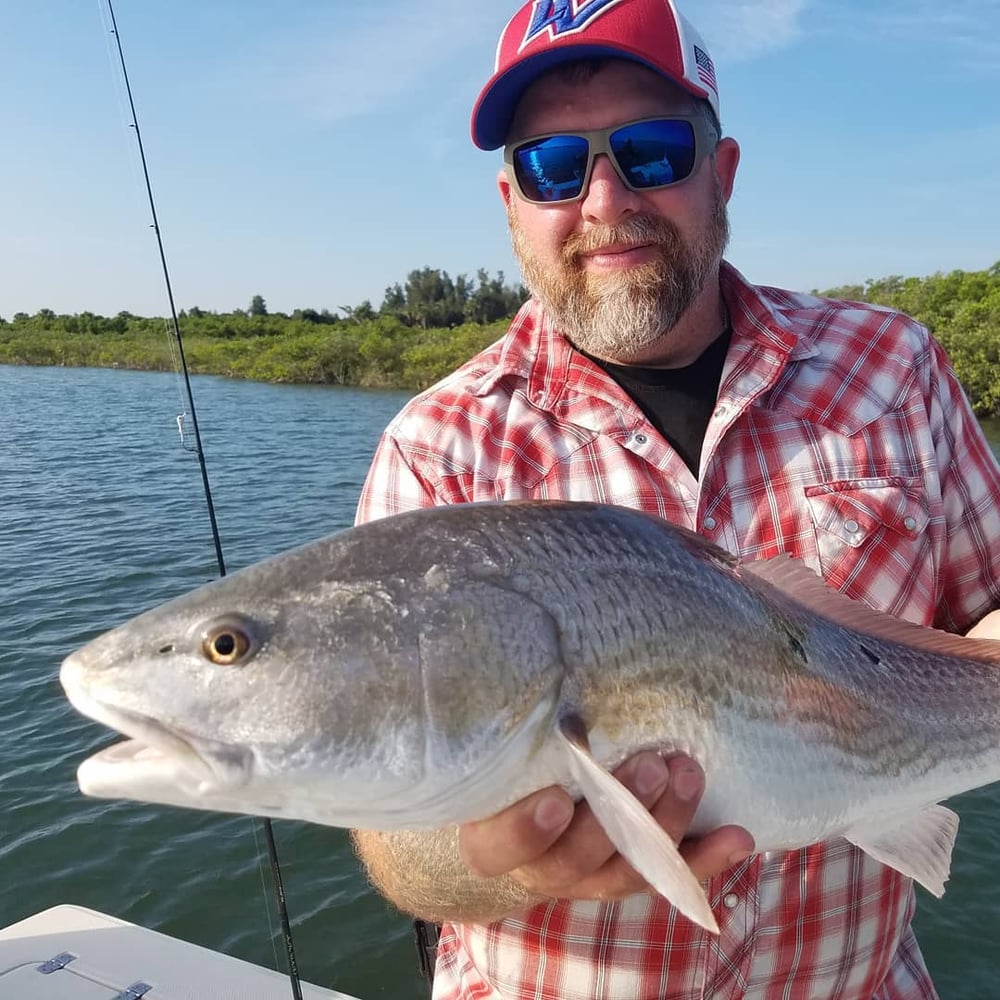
[0,268,526,390]
[1,263,998,416]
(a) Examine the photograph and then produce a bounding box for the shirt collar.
[469,261,818,408]
[720,262,819,362]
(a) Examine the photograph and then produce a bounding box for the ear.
[712,137,740,202]
[497,167,514,208]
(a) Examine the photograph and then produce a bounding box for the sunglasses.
[504,115,719,205]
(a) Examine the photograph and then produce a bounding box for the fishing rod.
[101,3,303,997]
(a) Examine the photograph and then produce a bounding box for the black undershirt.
[588,326,732,476]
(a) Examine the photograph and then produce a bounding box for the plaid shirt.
[356,263,1000,999]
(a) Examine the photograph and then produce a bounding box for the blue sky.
[1,0,998,319]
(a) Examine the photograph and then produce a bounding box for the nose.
[579,153,641,226]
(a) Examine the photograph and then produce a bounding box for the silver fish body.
[60,501,1000,933]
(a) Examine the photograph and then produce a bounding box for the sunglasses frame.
[503,114,720,205]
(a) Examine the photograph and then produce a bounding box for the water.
[1,365,417,998]
[2,364,998,999]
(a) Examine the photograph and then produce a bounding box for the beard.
[508,181,730,363]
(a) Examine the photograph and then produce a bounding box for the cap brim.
[471,45,709,150]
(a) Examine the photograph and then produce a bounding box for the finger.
[680,826,754,881]
[458,786,575,878]
[529,757,754,902]
[511,751,671,895]
[652,758,753,881]
[557,824,755,902]
[544,755,705,900]
[646,756,706,843]
[967,609,1000,640]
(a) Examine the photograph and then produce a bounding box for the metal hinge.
[113,983,154,999]
[36,952,76,974]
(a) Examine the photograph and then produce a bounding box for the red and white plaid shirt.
[356,263,1000,999]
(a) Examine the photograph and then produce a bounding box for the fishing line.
[98,3,303,997]
[95,3,190,434]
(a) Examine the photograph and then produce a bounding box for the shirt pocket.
[803,478,934,617]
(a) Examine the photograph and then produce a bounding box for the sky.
[1,0,998,319]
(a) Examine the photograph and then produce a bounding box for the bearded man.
[352,0,1000,996]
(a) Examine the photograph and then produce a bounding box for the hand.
[458,753,754,903]
[967,609,1000,640]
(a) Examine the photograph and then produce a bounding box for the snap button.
[703,516,717,531]
[713,405,728,419]
[844,519,860,534]
[903,515,917,531]
[633,433,648,445]
[723,893,739,909]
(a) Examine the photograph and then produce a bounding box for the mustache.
[562,215,683,260]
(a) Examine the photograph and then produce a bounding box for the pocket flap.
[805,479,929,548]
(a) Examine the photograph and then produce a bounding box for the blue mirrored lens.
[512,135,589,203]
[610,119,696,189]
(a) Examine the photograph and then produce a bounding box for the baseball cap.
[471,0,720,151]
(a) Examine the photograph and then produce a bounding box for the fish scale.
[60,500,1000,934]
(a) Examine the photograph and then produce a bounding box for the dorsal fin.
[740,554,1000,665]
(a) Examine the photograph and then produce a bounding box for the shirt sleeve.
[355,433,441,525]
[926,338,1000,632]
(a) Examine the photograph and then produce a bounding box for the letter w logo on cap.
[522,0,629,47]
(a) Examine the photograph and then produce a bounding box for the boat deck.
[0,904,359,999]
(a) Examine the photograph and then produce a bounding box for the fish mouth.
[62,675,251,800]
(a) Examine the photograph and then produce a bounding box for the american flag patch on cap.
[694,45,717,94]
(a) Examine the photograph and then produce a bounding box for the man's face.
[499,61,739,365]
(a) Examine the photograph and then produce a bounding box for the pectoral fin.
[844,804,959,897]
[558,719,719,934]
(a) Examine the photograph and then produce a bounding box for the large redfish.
[60,502,1000,934]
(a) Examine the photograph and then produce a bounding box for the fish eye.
[202,621,255,666]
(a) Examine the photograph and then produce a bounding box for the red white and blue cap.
[472,0,720,150]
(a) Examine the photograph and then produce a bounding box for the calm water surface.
[2,364,998,999]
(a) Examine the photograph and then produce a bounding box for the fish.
[60,500,1000,935]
